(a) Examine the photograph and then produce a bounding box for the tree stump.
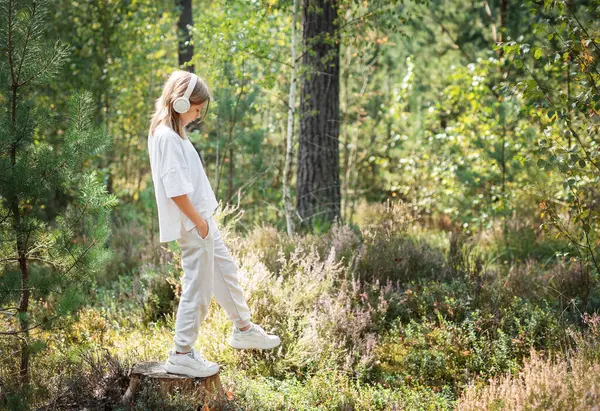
[121,361,224,406]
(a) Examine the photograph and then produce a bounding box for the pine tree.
[0,0,118,391]
[297,0,341,228]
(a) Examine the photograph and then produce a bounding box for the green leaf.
[548,33,554,40]
[534,47,543,59]
[579,159,586,168]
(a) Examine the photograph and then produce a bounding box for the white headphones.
[172,73,198,114]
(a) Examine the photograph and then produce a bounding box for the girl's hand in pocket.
[197,218,209,239]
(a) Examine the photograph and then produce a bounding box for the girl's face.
[180,102,207,127]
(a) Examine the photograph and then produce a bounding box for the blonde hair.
[149,70,211,138]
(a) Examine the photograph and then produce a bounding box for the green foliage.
[2,202,599,409]
[375,294,564,394]
[0,0,117,389]
[499,0,600,309]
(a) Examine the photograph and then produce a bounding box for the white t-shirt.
[148,124,219,243]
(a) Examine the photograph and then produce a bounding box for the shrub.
[102,203,161,284]
[458,346,600,411]
[235,245,385,379]
[225,367,454,411]
[357,234,449,284]
[1,349,130,411]
[374,296,564,394]
[495,256,599,317]
[486,217,572,265]
[354,199,415,237]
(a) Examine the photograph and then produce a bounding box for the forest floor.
[2,202,599,410]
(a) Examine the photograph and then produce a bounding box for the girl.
[147,70,280,378]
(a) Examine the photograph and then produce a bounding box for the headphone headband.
[183,73,198,100]
[173,73,198,114]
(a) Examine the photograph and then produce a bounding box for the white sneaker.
[228,322,281,350]
[164,348,220,378]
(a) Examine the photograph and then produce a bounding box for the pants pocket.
[195,218,211,241]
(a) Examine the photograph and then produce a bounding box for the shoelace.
[249,323,268,337]
[186,349,211,365]
[235,323,269,337]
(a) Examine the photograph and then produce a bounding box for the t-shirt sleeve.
[157,132,194,198]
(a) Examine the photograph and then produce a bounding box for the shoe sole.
[227,338,281,350]
[164,362,220,378]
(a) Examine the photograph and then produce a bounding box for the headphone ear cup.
[173,98,190,114]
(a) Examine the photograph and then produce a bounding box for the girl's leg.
[210,220,252,330]
[173,219,215,353]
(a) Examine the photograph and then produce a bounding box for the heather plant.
[234,224,299,275]
[100,204,155,285]
[317,219,362,271]
[500,256,599,315]
[489,218,573,264]
[234,245,386,379]
[139,257,181,324]
[354,197,452,285]
[354,198,415,239]
[568,312,600,363]
[356,233,450,284]
[458,343,600,410]
[447,231,491,298]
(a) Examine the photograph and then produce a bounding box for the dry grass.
[458,320,600,411]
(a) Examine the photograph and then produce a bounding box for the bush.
[225,367,454,411]
[231,245,385,380]
[374,295,564,394]
[484,216,572,265]
[102,203,160,284]
[1,349,130,411]
[357,234,450,284]
[458,345,600,410]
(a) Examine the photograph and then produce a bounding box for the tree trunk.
[297,0,341,226]
[228,146,234,202]
[283,0,299,236]
[122,362,224,406]
[176,0,194,71]
[10,58,31,385]
[340,25,351,223]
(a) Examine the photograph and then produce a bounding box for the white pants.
[174,216,251,353]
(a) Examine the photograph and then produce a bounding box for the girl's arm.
[172,194,209,238]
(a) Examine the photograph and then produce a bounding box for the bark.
[297,0,341,226]
[228,146,234,202]
[340,27,351,223]
[176,0,194,71]
[283,0,299,236]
